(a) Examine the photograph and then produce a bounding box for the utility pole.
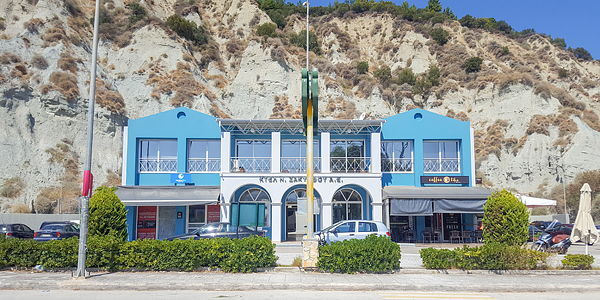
[75,0,100,278]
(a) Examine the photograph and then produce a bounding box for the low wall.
[529,214,569,224]
[0,213,80,230]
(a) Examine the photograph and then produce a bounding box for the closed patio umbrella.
[570,183,599,254]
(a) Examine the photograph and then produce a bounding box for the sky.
[301,0,600,60]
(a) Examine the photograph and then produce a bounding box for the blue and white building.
[117,107,491,242]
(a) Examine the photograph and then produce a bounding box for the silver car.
[314,220,390,245]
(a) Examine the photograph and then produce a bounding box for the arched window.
[237,188,271,227]
[332,188,362,223]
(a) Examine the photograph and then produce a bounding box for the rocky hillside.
[1,0,599,214]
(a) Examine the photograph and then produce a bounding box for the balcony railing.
[231,157,271,173]
[381,158,413,172]
[139,158,177,173]
[188,158,221,172]
[331,157,371,173]
[423,158,460,173]
[280,157,321,173]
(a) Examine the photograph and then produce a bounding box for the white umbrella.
[570,183,599,254]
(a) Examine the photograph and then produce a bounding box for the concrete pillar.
[121,126,128,185]
[221,131,231,172]
[372,202,383,222]
[321,202,332,228]
[271,202,282,242]
[321,132,330,173]
[370,132,381,173]
[272,132,281,173]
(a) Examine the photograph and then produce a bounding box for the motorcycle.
[531,220,572,254]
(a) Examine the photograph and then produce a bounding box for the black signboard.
[421,176,469,185]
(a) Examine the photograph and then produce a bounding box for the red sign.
[207,205,220,223]
[137,206,157,240]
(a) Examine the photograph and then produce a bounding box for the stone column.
[302,237,319,269]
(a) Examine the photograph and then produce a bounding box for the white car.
[314,220,390,245]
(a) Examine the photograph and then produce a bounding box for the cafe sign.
[421,176,469,185]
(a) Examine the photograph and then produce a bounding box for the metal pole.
[305,0,309,70]
[307,92,314,239]
[76,0,100,278]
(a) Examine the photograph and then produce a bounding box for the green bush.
[357,61,369,74]
[374,67,392,83]
[562,254,594,270]
[257,22,277,38]
[166,14,208,46]
[420,247,456,269]
[463,57,483,73]
[317,235,401,273]
[289,30,321,55]
[430,28,449,45]
[558,68,569,78]
[397,68,416,85]
[126,3,147,25]
[427,64,441,86]
[89,186,128,241]
[482,189,529,246]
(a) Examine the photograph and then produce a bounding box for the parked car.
[544,223,573,235]
[314,220,390,245]
[527,225,544,242]
[164,222,265,241]
[34,223,80,241]
[0,223,34,239]
[39,221,80,231]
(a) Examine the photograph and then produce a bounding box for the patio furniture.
[475,230,483,243]
[432,229,442,243]
[404,230,416,243]
[450,230,461,243]
[421,229,432,243]
[461,230,472,243]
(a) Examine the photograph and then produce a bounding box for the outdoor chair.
[475,230,483,243]
[421,229,432,243]
[432,229,442,243]
[461,230,472,243]
[405,230,416,243]
[450,230,461,243]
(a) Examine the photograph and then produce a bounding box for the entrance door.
[157,206,176,240]
[443,213,461,241]
[286,203,299,241]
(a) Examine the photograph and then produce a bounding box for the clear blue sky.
[301,0,599,60]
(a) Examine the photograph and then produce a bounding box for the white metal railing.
[188,158,221,172]
[280,157,321,173]
[381,158,413,172]
[138,158,177,173]
[423,158,460,173]
[231,157,271,173]
[330,157,371,173]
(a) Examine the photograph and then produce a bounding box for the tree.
[482,189,529,246]
[257,23,277,37]
[430,28,449,45]
[569,47,593,61]
[427,64,440,86]
[290,30,321,55]
[357,61,369,74]
[89,186,128,241]
[463,57,483,73]
[397,68,416,85]
[551,37,567,49]
[373,66,392,83]
[426,0,442,12]
[166,14,208,46]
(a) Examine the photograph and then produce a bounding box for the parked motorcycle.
[530,220,572,254]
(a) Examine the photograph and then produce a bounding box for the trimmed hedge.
[562,254,594,270]
[420,243,550,270]
[0,235,277,272]
[317,235,401,273]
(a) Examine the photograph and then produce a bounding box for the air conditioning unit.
[232,159,240,172]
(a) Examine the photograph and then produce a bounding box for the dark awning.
[390,199,433,216]
[116,186,220,206]
[383,186,492,200]
[433,199,486,213]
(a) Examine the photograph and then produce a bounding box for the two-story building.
[116,107,491,242]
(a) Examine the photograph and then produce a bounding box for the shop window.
[232,188,271,227]
[332,188,362,223]
[423,141,460,173]
[281,140,320,173]
[234,140,271,173]
[330,140,368,173]
[139,140,177,173]
[381,141,413,172]
[188,140,221,172]
[188,205,205,233]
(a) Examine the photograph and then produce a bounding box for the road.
[2,290,598,300]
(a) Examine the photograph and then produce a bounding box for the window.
[235,140,271,173]
[330,140,368,173]
[332,188,362,223]
[281,140,320,172]
[139,140,177,172]
[423,141,460,173]
[188,205,206,233]
[239,188,271,227]
[336,222,355,233]
[188,140,220,172]
[381,141,413,172]
[358,222,378,232]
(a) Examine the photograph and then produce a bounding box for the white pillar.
[121,126,128,185]
[372,202,383,222]
[271,202,282,242]
[221,131,231,172]
[221,202,230,223]
[321,132,330,173]
[272,132,281,173]
[321,202,332,228]
[370,132,381,173]
[470,127,475,187]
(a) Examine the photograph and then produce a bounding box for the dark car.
[39,221,80,231]
[0,223,34,239]
[544,223,573,235]
[34,223,80,241]
[164,222,265,241]
[528,225,544,242]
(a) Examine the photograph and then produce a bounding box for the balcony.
[188,158,221,172]
[330,157,371,173]
[231,157,271,173]
[280,157,321,173]
[423,158,460,173]
[382,158,413,172]
[139,158,177,173]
